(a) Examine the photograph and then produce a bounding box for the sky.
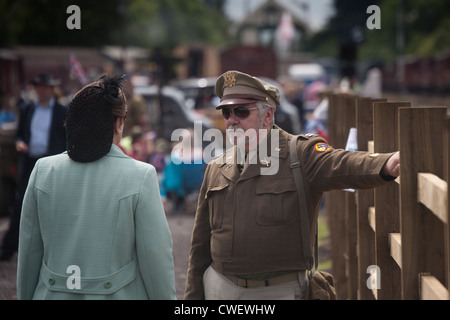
[224,0,334,32]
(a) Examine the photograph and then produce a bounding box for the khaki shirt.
[184,126,394,299]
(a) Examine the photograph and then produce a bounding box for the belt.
[40,259,137,294]
[224,272,300,288]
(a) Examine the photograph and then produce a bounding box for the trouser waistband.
[224,271,303,288]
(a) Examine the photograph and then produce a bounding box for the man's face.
[222,103,273,152]
[223,103,260,132]
[34,84,54,105]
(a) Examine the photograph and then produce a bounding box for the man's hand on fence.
[382,151,400,178]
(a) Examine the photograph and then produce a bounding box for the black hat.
[31,73,61,87]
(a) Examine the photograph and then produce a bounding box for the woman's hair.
[65,75,128,162]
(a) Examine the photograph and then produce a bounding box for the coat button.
[104,281,112,289]
[48,278,55,286]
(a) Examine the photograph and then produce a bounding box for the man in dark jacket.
[0,74,67,261]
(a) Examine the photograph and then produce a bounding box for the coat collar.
[63,144,129,160]
[107,144,130,159]
[217,125,290,182]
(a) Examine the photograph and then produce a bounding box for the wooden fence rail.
[324,92,449,300]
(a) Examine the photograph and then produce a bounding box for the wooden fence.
[324,92,449,300]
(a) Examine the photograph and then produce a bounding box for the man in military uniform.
[184,70,399,300]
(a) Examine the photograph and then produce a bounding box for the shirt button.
[104,281,112,289]
[48,278,55,286]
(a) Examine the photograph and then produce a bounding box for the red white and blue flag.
[69,53,88,86]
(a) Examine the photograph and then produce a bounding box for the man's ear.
[264,107,275,127]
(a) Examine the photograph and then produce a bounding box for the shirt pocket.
[255,178,298,226]
[206,183,229,230]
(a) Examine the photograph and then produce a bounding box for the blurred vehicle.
[288,63,326,85]
[171,77,224,133]
[259,77,302,134]
[172,77,302,135]
[133,85,213,143]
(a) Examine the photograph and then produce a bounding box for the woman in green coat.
[17,75,176,300]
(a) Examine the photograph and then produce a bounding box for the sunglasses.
[222,105,259,120]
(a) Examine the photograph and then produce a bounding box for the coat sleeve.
[17,161,44,300]
[300,136,395,192]
[184,165,212,300]
[135,166,176,300]
[15,103,31,144]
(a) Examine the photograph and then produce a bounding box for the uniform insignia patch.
[224,71,236,88]
[314,143,333,152]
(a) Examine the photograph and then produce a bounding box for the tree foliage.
[0,0,230,48]
[0,0,123,46]
[360,0,450,62]
[309,0,450,63]
[124,0,229,48]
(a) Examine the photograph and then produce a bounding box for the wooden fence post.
[355,97,386,299]
[373,102,410,299]
[447,116,450,295]
[326,93,357,299]
[398,107,447,299]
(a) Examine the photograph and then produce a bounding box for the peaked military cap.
[215,70,280,109]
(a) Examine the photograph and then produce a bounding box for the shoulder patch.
[314,142,333,152]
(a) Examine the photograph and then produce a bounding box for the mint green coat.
[17,145,176,300]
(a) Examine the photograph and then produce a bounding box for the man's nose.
[226,113,240,126]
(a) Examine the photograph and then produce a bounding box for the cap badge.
[224,71,236,88]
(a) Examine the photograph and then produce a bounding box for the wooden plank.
[341,94,358,300]
[399,107,447,300]
[372,102,408,299]
[357,190,376,300]
[420,275,449,300]
[417,173,448,223]
[356,97,386,152]
[368,207,376,232]
[325,93,358,299]
[345,192,358,300]
[446,116,450,295]
[355,97,383,300]
[389,233,402,268]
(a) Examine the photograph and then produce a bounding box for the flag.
[69,53,88,86]
[276,12,295,51]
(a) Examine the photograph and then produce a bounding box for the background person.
[0,74,67,261]
[17,75,176,300]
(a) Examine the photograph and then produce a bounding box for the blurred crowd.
[117,83,206,215]
[0,75,207,229]
[1,67,382,224]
